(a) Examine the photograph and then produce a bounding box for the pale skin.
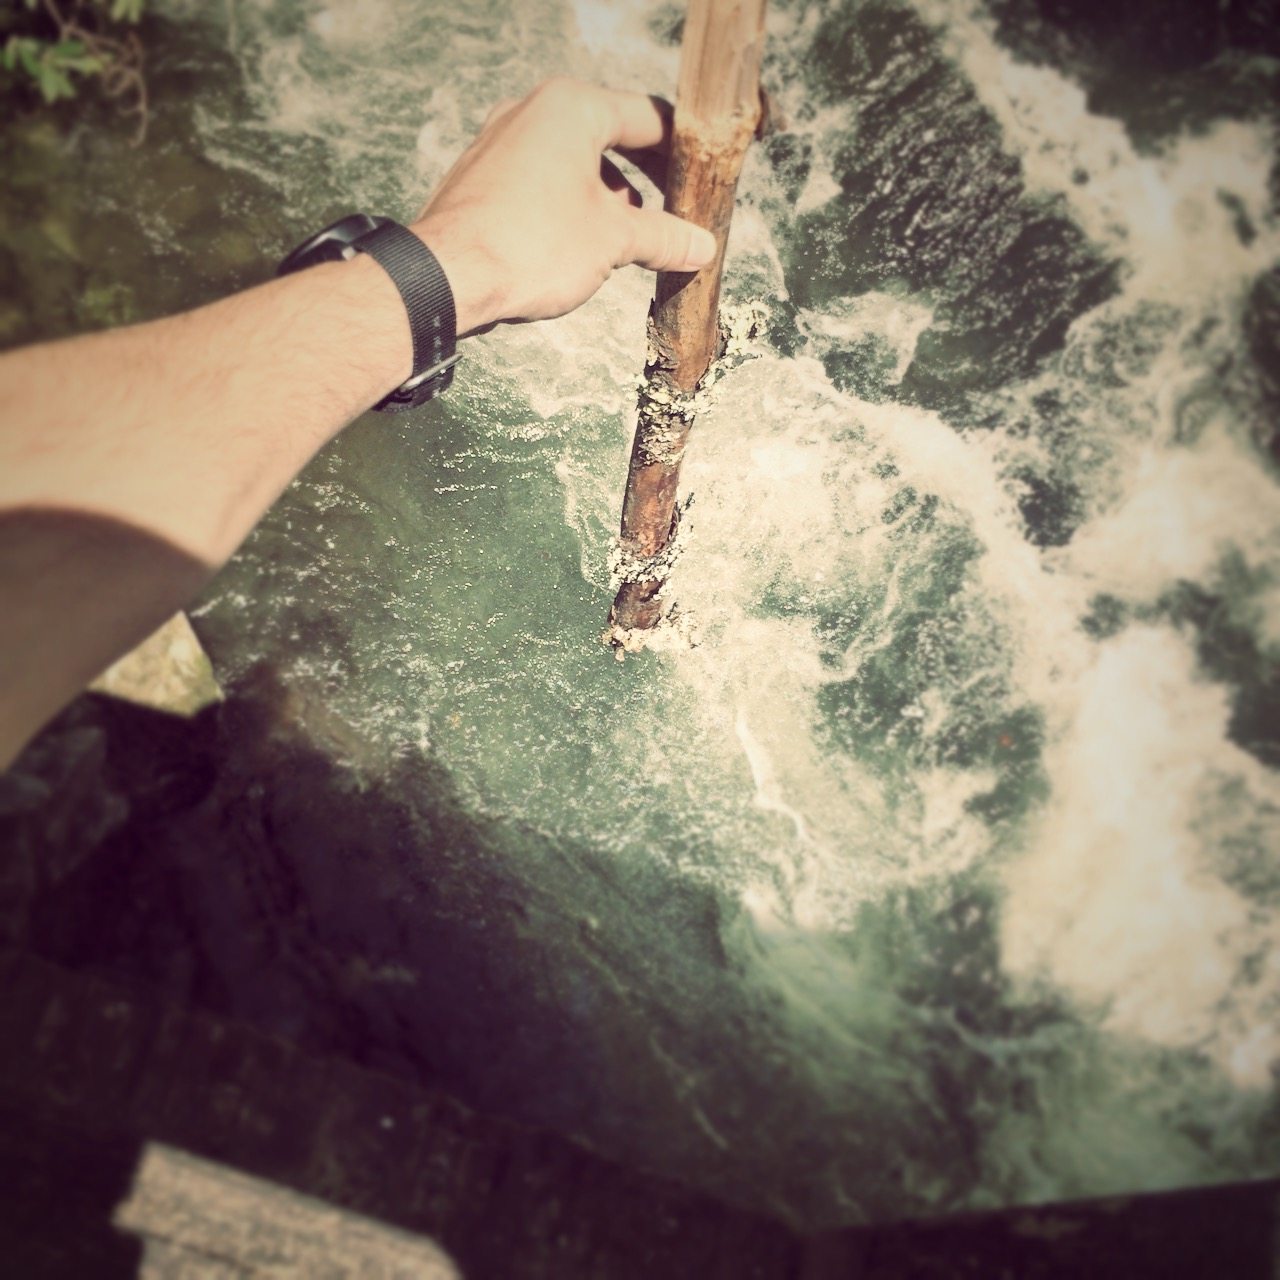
[0,79,717,769]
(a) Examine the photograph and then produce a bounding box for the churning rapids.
[4,0,1280,1229]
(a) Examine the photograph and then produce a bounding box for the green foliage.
[1,0,147,109]
[3,36,103,103]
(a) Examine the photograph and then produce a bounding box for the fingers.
[525,79,673,152]
[600,90,673,152]
[621,207,718,273]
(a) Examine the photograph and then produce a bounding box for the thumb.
[622,208,718,272]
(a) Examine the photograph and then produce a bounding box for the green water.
[3,0,1279,1229]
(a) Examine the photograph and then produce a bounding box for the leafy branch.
[2,0,149,143]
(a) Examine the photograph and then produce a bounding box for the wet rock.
[0,719,122,946]
[89,612,223,718]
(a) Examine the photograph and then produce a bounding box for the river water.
[4,0,1280,1230]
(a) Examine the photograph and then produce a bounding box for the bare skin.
[0,79,716,769]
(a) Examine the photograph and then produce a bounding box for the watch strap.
[277,213,385,275]
[351,221,459,411]
[276,214,460,412]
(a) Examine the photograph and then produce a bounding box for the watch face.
[277,213,388,277]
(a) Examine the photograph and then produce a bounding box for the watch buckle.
[374,351,462,412]
[400,351,463,393]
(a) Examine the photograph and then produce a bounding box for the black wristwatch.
[278,213,460,412]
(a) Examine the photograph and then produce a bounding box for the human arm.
[0,79,717,769]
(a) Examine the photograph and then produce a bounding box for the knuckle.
[532,77,613,135]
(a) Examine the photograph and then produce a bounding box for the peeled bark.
[607,0,766,643]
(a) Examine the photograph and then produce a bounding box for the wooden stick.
[607,0,766,643]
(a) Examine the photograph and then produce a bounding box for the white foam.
[1063,430,1280,602]
[1001,625,1280,1087]
[188,0,1280,1173]
[797,292,935,382]
[918,0,1280,294]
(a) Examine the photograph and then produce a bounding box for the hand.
[410,78,717,336]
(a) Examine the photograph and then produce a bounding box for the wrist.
[279,215,466,411]
[409,214,506,337]
[335,252,417,405]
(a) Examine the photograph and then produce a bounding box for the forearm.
[0,79,716,770]
[0,243,458,769]
[0,251,414,567]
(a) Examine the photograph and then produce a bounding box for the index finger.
[599,89,673,152]
[523,80,674,157]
